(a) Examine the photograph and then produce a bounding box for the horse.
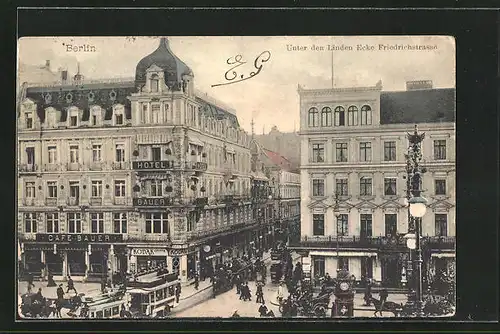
[370,297,403,317]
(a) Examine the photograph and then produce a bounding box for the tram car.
[270,251,283,283]
[127,271,180,318]
[85,297,125,319]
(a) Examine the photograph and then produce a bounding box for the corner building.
[17,38,257,284]
[291,80,456,287]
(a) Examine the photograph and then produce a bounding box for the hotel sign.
[133,197,171,207]
[36,234,123,243]
[132,161,173,170]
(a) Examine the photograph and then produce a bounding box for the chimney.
[406,80,433,91]
[45,60,51,69]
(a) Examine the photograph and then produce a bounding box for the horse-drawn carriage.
[279,290,332,317]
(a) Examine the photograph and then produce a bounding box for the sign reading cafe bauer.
[36,234,123,243]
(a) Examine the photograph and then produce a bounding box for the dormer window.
[70,116,78,127]
[151,74,159,93]
[68,107,80,127]
[25,113,33,129]
[113,105,125,126]
[90,106,103,126]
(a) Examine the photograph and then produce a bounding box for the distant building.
[255,126,300,171]
[291,80,456,287]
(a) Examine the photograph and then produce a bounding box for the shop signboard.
[132,160,174,170]
[131,248,169,256]
[133,197,171,207]
[36,233,123,243]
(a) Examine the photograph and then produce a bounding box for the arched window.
[347,106,358,126]
[150,74,159,93]
[334,106,346,126]
[321,107,332,127]
[360,105,372,125]
[308,107,319,127]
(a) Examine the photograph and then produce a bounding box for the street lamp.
[409,196,428,218]
[333,193,341,270]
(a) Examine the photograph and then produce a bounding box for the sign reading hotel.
[131,248,168,256]
[36,233,123,243]
[133,197,171,207]
[132,161,173,170]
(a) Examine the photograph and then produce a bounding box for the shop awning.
[189,137,205,147]
[431,253,455,258]
[309,250,378,257]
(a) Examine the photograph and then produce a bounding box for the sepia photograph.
[16,35,456,320]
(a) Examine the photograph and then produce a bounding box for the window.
[115,144,125,162]
[92,115,97,126]
[360,214,373,238]
[359,177,372,196]
[69,145,79,163]
[312,179,325,197]
[150,180,163,197]
[115,114,123,125]
[336,143,348,162]
[69,181,80,198]
[70,115,78,127]
[187,211,199,232]
[91,213,104,233]
[312,143,324,163]
[152,104,161,124]
[47,181,57,198]
[337,214,348,236]
[336,179,348,196]
[384,178,397,196]
[320,107,332,127]
[435,214,448,236]
[338,257,349,271]
[151,74,159,92]
[145,213,169,234]
[384,141,397,161]
[25,182,36,198]
[360,105,372,125]
[25,113,33,129]
[92,145,102,162]
[91,180,103,197]
[152,147,161,161]
[113,213,127,234]
[359,142,371,162]
[68,213,82,233]
[48,146,57,164]
[312,214,325,236]
[385,214,397,237]
[313,257,325,278]
[24,213,37,233]
[347,106,358,126]
[334,106,345,126]
[46,213,59,233]
[114,180,126,197]
[308,107,319,127]
[435,179,446,195]
[434,140,447,160]
[26,147,35,165]
[141,104,148,123]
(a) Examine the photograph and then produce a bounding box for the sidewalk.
[18,280,101,299]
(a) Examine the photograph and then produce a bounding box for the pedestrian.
[231,310,240,318]
[258,302,268,317]
[34,287,44,304]
[26,273,35,294]
[100,276,107,294]
[47,272,56,287]
[377,288,389,317]
[256,282,264,304]
[175,283,181,303]
[363,277,372,306]
[277,281,285,304]
[330,300,336,318]
[243,282,251,301]
[66,276,77,294]
[194,273,199,290]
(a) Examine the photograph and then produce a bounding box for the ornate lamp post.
[405,125,428,317]
[333,193,341,269]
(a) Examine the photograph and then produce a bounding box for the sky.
[18,36,455,133]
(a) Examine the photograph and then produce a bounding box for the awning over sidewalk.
[309,251,377,257]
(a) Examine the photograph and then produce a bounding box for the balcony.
[68,197,79,206]
[18,164,38,174]
[186,161,208,172]
[89,162,105,171]
[22,197,36,206]
[43,164,62,172]
[193,197,208,207]
[90,197,103,206]
[291,235,403,249]
[112,162,129,170]
[423,236,456,250]
[124,234,171,243]
[45,198,57,206]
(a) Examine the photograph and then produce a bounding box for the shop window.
[145,213,168,234]
[24,213,37,233]
[113,213,127,234]
[46,213,59,233]
[336,214,348,236]
[338,257,349,271]
[91,213,104,233]
[68,213,82,233]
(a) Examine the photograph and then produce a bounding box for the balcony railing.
[290,235,456,251]
[89,162,105,171]
[90,197,103,206]
[22,197,36,206]
[19,164,38,173]
[45,198,57,206]
[124,234,171,242]
[67,163,82,171]
[43,164,62,172]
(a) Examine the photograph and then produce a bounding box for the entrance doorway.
[45,251,63,276]
[67,250,86,276]
[381,257,401,288]
[361,257,373,279]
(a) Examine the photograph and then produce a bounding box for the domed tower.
[134,37,194,94]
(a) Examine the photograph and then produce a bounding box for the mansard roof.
[380,88,455,124]
[24,81,135,123]
[196,96,240,128]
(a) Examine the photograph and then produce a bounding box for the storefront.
[128,247,168,273]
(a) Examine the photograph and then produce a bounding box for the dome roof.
[134,38,193,90]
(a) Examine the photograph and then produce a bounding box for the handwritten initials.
[212,51,271,87]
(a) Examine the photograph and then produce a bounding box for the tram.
[86,298,124,319]
[127,272,180,318]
